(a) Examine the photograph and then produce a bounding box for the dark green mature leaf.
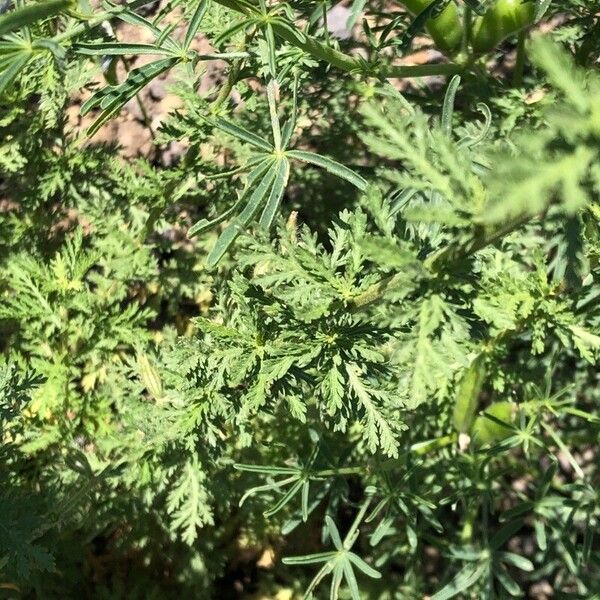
[0,51,31,94]
[206,162,277,267]
[347,0,367,29]
[431,562,488,600]
[259,158,290,230]
[286,150,368,191]
[0,0,71,36]
[184,0,209,49]
[213,117,274,152]
[75,42,178,56]
[81,57,179,135]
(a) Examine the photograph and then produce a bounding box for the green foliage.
[1,0,600,597]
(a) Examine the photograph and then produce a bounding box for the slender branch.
[410,433,457,455]
[53,0,181,43]
[211,0,463,79]
[211,55,244,110]
[211,30,257,111]
[423,213,531,272]
[379,62,464,78]
[512,31,527,87]
[348,213,534,311]
[52,0,463,80]
[53,7,122,43]
[314,466,365,477]
[461,7,473,55]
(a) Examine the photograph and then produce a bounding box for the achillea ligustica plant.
[1,0,599,597]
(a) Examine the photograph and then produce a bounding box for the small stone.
[149,79,167,101]
[327,5,352,40]
[458,432,471,452]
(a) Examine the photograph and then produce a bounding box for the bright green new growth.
[1,0,600,597]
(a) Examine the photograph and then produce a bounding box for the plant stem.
[322,2,330,45]
[135,92,155,139]
[315,466,365,477]
[460,500,478,543]
[55,0,463,80]
[345,489,376,545]
[461,7,472,55]
[512,31,526,87]
[121,55,156,139]
[53,0,175,43]
[380,62,464,78]
[211,30,256,111]
[410,433,457,455]
[211,0,463,79]
[53,7,119,43]
[211,58,243,110]
[348,213,532,311]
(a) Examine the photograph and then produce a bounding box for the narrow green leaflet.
[267,78,282,150]
[347,553,383,578]
[184,0,209,49]
[264,21,277,77]
[0,51,31,94]
[287,150,368,192]
[188,198,244,238]
[234,464,299,475]
[81,57,179,136]
[441,75,461,137]
[189,159,271,237]
[259,158,290,230]
[283,552,337,565]
[431,562,488,600]
[263,479,304,517]
[114,7,162,36]
[234,446,320,521]
[347,0,367,29]
[452,355,486,434]
[283,494,381,600]
[213,117,274,152]
[213,18,252,48]
[74,42,179,57]
[206,162,277,267]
